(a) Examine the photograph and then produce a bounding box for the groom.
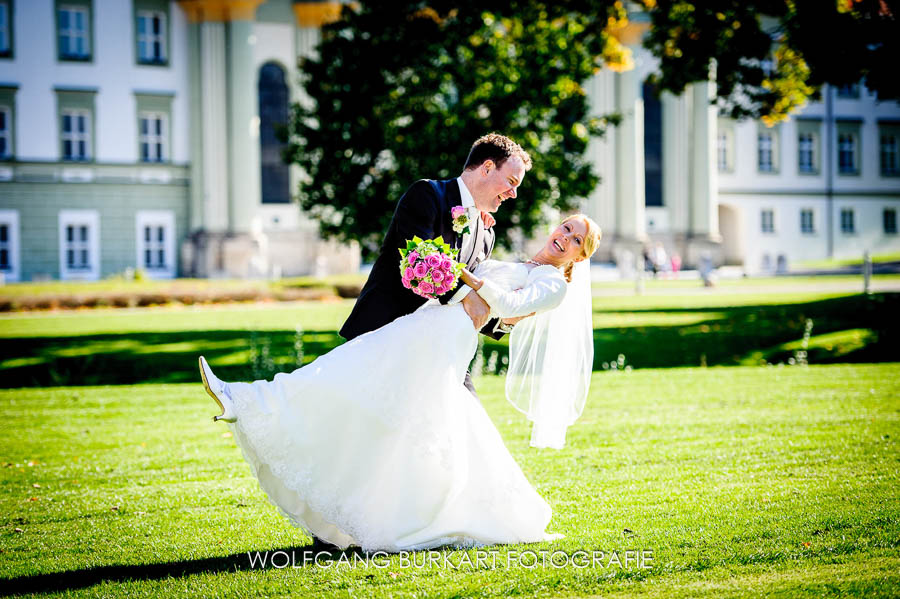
[340,133,532,394]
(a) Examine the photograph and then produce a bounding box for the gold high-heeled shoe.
[199,356,236,422]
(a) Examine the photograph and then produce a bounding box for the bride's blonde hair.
[560,214,602,282]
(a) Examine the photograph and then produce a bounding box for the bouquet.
[399,236,464,299]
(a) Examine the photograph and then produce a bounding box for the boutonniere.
[451,205,470,235]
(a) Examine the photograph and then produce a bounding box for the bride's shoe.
[199,356,237,423]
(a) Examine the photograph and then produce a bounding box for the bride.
[199,214,601,552]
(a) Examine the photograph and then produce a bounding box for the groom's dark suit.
[340,178,502,345]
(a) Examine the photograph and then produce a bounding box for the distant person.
[652,242,668,279]
[699,251,715,287]
[670,253,682,278]
[642,244,654,276]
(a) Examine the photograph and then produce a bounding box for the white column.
[226,19,260,234]
[662,90,691,234]
[584,69,616,233]
[199,22,229,232]
[292,25,322,230]
[295,26,321,73]
[614,64,646,242]
[294,26,321,115]
[689,80,720,239]
[187,23,204,231]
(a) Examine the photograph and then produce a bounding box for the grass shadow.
[0,544,363,596]
[0,330,345,388]
[486,292,900,370]
[1,293,897,387]
[587,293,899,368]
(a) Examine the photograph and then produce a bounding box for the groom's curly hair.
[463,133,532,171]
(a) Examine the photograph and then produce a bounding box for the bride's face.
[544,218,588,264]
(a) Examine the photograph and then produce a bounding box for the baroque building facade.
[587,16,900,274]
[0,0,358,282]
[0,1,897,282]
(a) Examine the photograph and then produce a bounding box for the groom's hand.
[462,290,491,330]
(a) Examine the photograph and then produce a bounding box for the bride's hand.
[461,290,490,330]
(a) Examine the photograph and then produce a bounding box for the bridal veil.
[506,260,593,449]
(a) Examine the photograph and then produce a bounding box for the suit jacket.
[340,178,500,341]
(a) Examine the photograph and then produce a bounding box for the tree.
[639,0,899,124]
[287,1,899,253]
[285,1,628,256]
[784,0,899,100]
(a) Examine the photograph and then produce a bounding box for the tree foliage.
[287,1,898,251]
[784,0,900,100]
[640,0,899,124]
[286,1,626,256]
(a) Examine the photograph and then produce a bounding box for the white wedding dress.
[221,260,568,552]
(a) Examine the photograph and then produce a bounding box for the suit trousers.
[463,370,479,400]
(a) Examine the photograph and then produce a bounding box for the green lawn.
[2,271,896,310]
[794,251,900,270]
[1,271,895,299]
[593,273,900,290]
[0,274,369,299]
[1,365,898,597]
[1,288,898,596]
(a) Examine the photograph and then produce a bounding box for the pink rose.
[418,281,434,295]
[451,205,466,219]
[404,266,415,280]
[414,262,428,278]
[401,276,412,289]
[426,254,441,268]
[407,251,419,264]
[437,281,450,295]
[445,274,456,287]
[431,269,444,283]
[441,257,453,270]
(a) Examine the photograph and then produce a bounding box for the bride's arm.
[463,267,567,318]
[459,268,483,292]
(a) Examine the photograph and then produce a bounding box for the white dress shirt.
[455,177,485,265]
[456,176,475,210]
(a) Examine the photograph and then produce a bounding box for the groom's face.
[474,156,526,213]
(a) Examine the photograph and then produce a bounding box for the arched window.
[259,62,290,204]
[643,81,662,207]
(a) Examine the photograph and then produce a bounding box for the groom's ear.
[481,160,494,176]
